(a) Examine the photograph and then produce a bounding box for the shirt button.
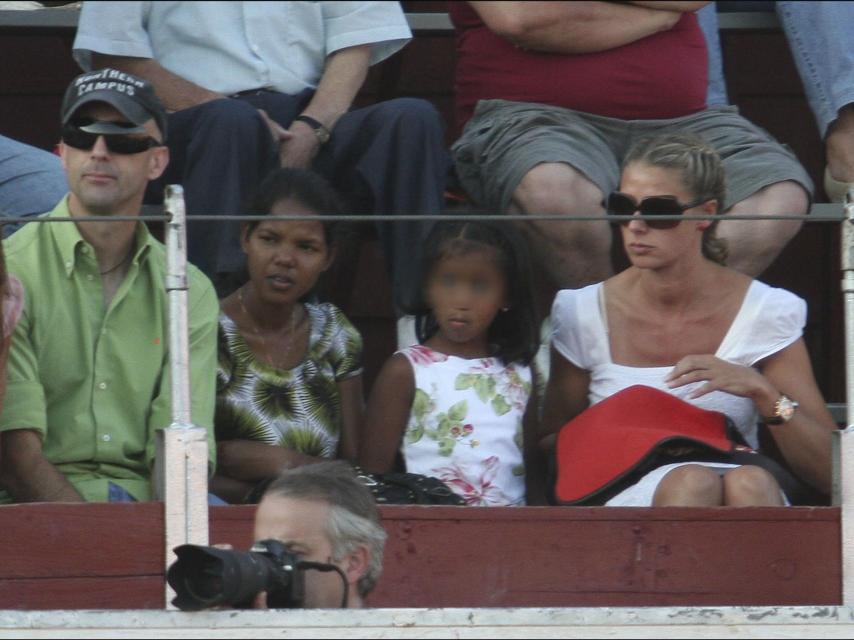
[86,274,94,281]
[65,261,72,268]
[102,434,111,442]
[98,382,107,390]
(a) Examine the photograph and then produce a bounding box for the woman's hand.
[665,355,779,415]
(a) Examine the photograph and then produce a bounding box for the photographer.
[170,461,387,609]
[254,461,387,608]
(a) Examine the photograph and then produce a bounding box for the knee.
[724,180,808,250]
[514,163,602,215]
[760,180,810,215]
[374,98,444,135]
[513,162,603,215]
[723,465,784,506]
[730,180,809,218]
[652,464,723,506]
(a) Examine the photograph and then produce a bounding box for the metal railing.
[2,192,851,616]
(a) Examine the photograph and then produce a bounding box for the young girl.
[211,168,364,504]
[358,221,544,505]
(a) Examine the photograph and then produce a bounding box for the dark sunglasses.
[606,191,708,229]
[61,123,162,155]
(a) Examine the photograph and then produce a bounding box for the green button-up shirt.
[0,198,219,502]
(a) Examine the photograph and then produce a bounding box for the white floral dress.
[398,345,532,506]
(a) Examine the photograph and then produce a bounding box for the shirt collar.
[50,197,153,278]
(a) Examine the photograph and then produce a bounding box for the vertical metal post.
[154,185,209,609]
[838,186,854,605]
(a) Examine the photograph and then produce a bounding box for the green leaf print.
[447,400,468,423]
[301,374,339,435]
[473,376,496,403]
[455,373,475,390]
[438,436,457,456]
[511,464,525,477]
[407,420,424,444]
[431,414,453,440]
[281,426,327,457]
[491,394,511,416]
[412,389,431,420]
[214,400,275,444]
[253,378,298,420]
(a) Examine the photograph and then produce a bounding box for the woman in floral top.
[211,169,363,503]
[358,221,546,505]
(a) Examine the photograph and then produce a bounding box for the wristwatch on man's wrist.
[761,394,799,425]
[294,114,331,145]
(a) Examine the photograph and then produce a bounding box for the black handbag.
[352,466,467,505]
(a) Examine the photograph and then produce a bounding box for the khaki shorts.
[451,99,814,213]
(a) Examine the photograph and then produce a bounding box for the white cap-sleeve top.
[551,280,806,450]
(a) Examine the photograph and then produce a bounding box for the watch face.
[778,396,798,421]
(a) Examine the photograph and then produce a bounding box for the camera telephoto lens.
[167,540,302,611]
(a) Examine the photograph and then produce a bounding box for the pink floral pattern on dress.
[406,344,449,367]
[497,366,530,414]
[399,345,531,506]
[434,456,504,506]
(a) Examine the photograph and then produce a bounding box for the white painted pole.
[839,186,854,605]
[155,186,210,609]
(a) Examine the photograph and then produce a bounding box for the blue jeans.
[700,1,854,137]
[0,135,66,237]
[108,481,228,505]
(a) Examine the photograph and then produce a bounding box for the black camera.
[166,539,305,611]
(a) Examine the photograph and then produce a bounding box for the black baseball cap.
[61,68,168,140]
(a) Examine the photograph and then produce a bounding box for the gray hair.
[263,461,387,597]
[623,133,729,265]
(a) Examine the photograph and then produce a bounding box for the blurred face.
[426,248,508,353]
[241,198,332,305]
[254,495,355,609]
[60,102,168,216]
[619,162,713,268]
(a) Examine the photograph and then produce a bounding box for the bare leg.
[722,465,785,506]
[652,464,724,506]
[509,162,613,289]
[717,180,808,277]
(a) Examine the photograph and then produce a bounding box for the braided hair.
[623,133,729,265]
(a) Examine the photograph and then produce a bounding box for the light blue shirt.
[73,1,412,96]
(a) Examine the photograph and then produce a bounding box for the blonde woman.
[542,133,836,507]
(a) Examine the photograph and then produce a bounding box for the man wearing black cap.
[0,69,219,503]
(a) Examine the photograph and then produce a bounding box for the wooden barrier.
[0,503,840,610]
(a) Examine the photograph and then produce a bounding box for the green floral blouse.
[215,302,363,458]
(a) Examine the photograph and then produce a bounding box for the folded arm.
[468,0,694,54]
[215,439,326,482]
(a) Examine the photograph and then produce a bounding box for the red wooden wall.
[0,503,840,610]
